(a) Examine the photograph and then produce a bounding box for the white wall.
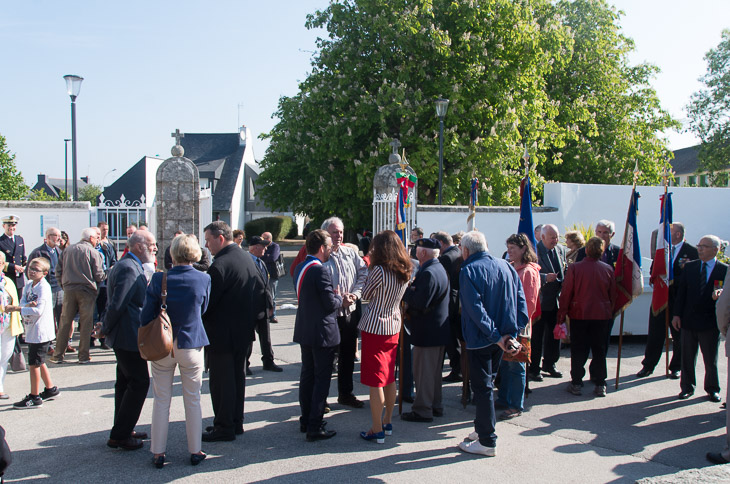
[543,183,730,259]
[0,201,92,250]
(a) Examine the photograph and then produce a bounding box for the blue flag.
[518,176,537,249]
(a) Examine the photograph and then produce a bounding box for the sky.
[1,0,729,189]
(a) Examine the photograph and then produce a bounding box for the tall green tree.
[259,0,675,228]
[79,184,103,206]
[687,29,730,187]
[0,133,28,200]
[541,0,677,186]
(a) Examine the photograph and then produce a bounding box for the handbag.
[275,253,286,279]
[138,273,173,361]
[9,338,26,372]
[503,323,531,364]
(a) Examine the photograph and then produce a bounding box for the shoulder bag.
[138,273,173,361]
[275,253,286,278]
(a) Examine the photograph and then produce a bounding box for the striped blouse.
[358,265,409,336]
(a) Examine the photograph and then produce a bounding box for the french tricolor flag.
[614,188,643,315]
[650,192,673,315]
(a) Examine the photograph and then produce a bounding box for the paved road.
[1,247,728,483]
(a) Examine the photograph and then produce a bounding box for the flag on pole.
[467,177,478,230]
[518,175,537,249]
[650,192,673,315]
[614,189,643,315]
[396,170,417,245]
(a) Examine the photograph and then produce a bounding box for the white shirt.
[19,278,55,344]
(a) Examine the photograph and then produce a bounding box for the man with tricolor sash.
[293,229,342,441]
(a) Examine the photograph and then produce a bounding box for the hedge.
[244,216,295,241]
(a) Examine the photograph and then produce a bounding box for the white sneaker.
[465,431,479,442]
[458,439,496,457]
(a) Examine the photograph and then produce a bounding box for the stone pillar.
[155,141,200,268]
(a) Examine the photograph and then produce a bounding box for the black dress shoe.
[190,452,207,466]
[306,428,336,441]
[263,363,283,372]
[543,368,563,378]
[636,368,652,378]
[202,428,235,442]
[433,408,444,417]
[107,437,143,450]
[401,411,433,423]
[443,372,463,383]
[707,452,730,465]
[528,371,544,382]
[301,421,327,433]
[153,454,165,469]
[678,391,694,400]
[668,371,680,380]
[708,392,722,403]
[131,431,148,440]
[338,394,364,408]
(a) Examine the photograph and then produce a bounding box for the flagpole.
[661,165,671,376]
[615,163,641,390]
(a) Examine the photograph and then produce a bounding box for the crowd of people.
[1,211,729,467]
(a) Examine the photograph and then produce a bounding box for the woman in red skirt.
[358,230,412,443]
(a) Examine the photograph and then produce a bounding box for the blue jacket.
[293,256,342,348]
[140,265,211,349]
[459,251,528,350]
[403,258,450,347]
[103,254,147,352]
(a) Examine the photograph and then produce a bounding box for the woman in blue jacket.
[140,234,211,468]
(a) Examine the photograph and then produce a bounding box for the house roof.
[180,133,245,212]
[670,145,700,176]
[31,174,89,198]
[101,157,148,205]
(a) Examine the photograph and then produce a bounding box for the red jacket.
[558,258,616,323]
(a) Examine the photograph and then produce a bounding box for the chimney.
[37,174,47,184]
[81,176,89,184]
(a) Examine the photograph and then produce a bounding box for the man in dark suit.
[102,229,156,451]
[202,221,264,442]
[402,238,451,422]
[246,236,282,374]
[638,222,699,378]
[530,224,567,381]
[673,235,728,402]
[575,219,620,268]
[0,215,26,289]
[434,231,464,383]
[293,229,341,441]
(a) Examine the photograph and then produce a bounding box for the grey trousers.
[412,345,445,418]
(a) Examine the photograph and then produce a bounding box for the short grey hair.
[596,219,615,233]
[45,227,61,237]
[128,231,147,248]
[541,224,559,237]
[81,227,97,241]
[461,231,487,254]
[416,246,440,259]
[321,217,344,231]
[702,234,722,248]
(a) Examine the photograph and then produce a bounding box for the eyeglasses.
[28,268,43,273]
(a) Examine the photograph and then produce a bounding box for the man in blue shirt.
[458,231,528,457]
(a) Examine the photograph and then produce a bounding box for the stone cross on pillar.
[390,138,401,155]
[171,129,185,146]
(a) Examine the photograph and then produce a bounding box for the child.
[5,258,59,408]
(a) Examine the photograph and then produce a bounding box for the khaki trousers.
[54,289,96,361]
[150,340,204,454]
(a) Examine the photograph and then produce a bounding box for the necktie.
[700,262,708,293]
[549,249,559,274]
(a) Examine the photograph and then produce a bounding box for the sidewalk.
[1,248,727,483]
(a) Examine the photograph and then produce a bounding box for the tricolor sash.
[295,257,322,301]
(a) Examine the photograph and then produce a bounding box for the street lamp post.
[63,138,71,201]
[102,168,117,189]
[64,75,83,201]
[435,98,449,205]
